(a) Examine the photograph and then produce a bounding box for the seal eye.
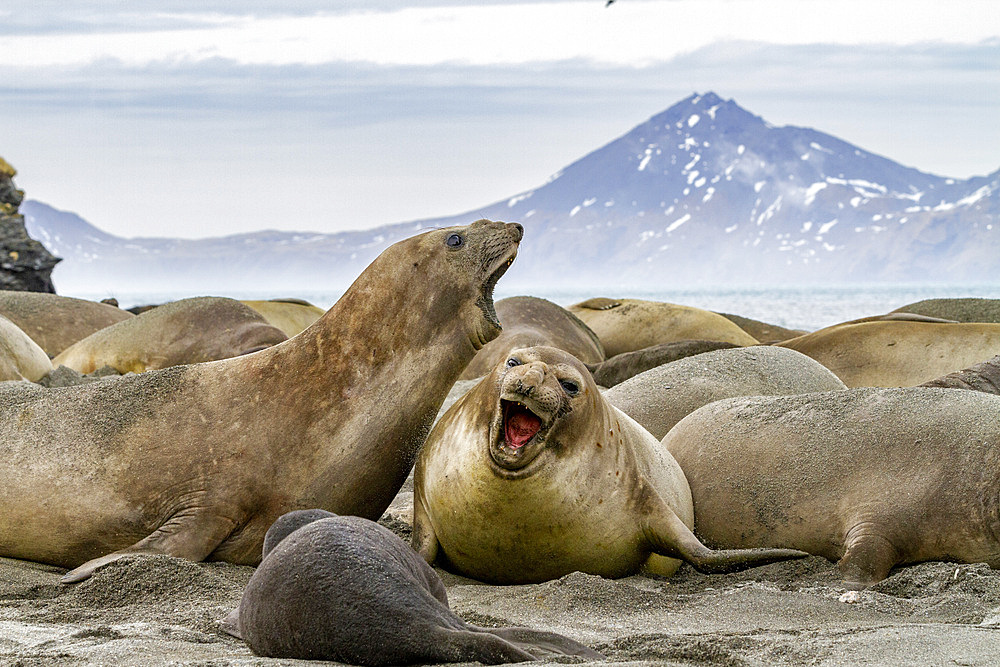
[559,379,579,395]
[446,233,465,248]
[506,358,521,368]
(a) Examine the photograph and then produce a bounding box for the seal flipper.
[639,483,809,574]
[483,627,606,661]
[838,524,900,589]
[219,608,242,639]
[60,510,238,583]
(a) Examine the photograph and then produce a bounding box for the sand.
[3,474,1000,667]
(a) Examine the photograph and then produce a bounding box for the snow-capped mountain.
[24,92,1000,293]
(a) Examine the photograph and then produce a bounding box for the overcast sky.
[2,0,998,238]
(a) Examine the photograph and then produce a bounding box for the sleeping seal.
[413,345,806,584]
[222,510,603,664]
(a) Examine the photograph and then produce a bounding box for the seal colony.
[0,219,522,582]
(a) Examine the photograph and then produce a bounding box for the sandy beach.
[3,466,1000,667]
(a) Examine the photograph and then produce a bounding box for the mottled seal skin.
[0,313,52,381]
[777,320,1000,387]
[413,345,806,585]
[458,296,604,380]
[890,297,1000,323]
[0,219,521,582]
[604,346,846,439]
[240,299,326,337]
[0,291,133,358]
[664,387,1000,589]
[586,339,738,387]
[568,297,758,357]
[51,296,289,374]
[223,510,603,665]
[920,354,1000,394]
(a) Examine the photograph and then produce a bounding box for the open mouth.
[478,246,518,328]
[491,398,547,470]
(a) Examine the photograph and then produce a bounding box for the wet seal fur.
[0,219,521,582]
[222,509,603,664]
[663,387,1000,589]
[413,345,806,584]
[52,296,289,374]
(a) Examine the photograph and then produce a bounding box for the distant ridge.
[24,92,1000,293]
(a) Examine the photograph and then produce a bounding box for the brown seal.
[890,297,1000,323]
[0,291,133,358]
[714,312,808,343]
[919,354,1000,394]
[51,296,289,373]
[604,346,846,439]
[0,219,521,582]
[0,313,52,381]
[222,509,603,664]
[777,320,1000,387]
[413,345,806,584]
[458,296,604,380]
[663,386,1000,589]
[586,339,739,387]
[240,299,326,337]
[568,297,758,357]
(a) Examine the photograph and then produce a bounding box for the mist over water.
[67,283,1000,332]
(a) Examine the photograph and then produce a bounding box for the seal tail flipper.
[639,484,809,575]
[483,627,606,661]
[432,628,538,664]
[219,608,242,639]
[60,510,238,583]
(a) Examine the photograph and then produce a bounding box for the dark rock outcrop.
[0,157,60,293]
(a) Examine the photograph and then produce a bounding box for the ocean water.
[69,283,1000,332]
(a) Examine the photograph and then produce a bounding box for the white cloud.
[1,0,997,68]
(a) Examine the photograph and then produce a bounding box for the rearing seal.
[413,345,806,584]
[0,219,521,582]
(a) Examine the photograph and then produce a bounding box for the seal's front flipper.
[640,484,808,575]
[838,525,899,589]
[60,510,238,583]
[485,627,606,660]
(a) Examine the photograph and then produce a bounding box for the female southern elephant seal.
[0,290,133,358]
[0,219,521,583]
[663,386,1000,589]
[568,297,758,356]
[52,296,289,374]
[604,346,846,439]
[0,313,52,382]
[223,510,603,664]
[413,345,806,584]
[920,354,1000,394]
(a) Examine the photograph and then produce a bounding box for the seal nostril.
[509,223,524,241]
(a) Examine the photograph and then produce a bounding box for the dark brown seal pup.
[52,296,289,373]
[0,219,521,582]
[413,345,806,585]
[223,510,603,664]
[458,295,604,380]
[663,386,1000,589]
[0,291,133,357]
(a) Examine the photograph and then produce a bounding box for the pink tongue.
[506,411,541,449]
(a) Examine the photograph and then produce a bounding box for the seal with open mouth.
[412,345,807,584]
[0,219,521,582]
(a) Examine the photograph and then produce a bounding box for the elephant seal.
[604,346,846,439]
[586,340,739,387]
[0,291,133,357]
[714,312,808,343]
[777,320,1000,387]
[0,219,521,582]
[0,313,52,381]
[240,298,326,337]
[413,345,806,584]
[458,296,604,380]
[223,510,603,664]
[568,297,758,357]
[51,296,289,373]
[663,387,1000,589]
[890,297,1000,323]
[920,354,1000,394]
